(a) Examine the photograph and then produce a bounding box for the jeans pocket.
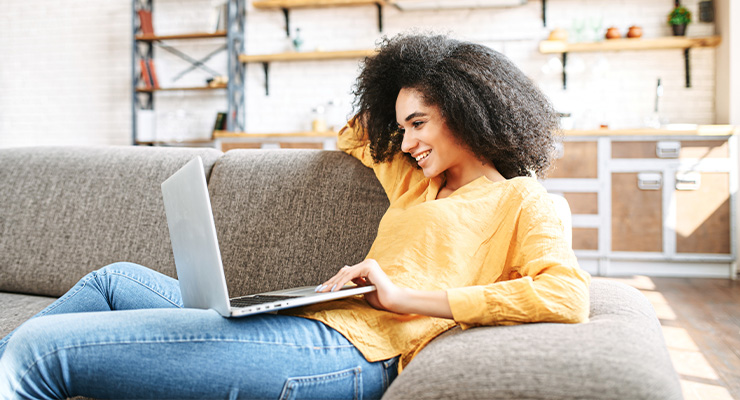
[279,366,362,400]
[381,357,399,390]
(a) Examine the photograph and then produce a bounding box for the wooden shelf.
[214,130,337,138]
[539,36,721,89]
[539,35,721,54]
[136,84,227,93]
[252,0,387,36]
[136,139,216,146]
[239,49,376,95]
[564,125,738,137]
[135,31,228,41]
[252,0,387,9]
[239,49,376,63]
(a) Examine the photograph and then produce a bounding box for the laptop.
[161,156,376,318]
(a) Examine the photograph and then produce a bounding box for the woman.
[0,33,590,399]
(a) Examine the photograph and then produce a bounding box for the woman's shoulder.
[500,176,548,199]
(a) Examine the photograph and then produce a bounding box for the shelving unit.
[135,84,228,92]
[239,49,376,95]
[131,0,245,145]
[538,36,722,89]
[252,0,389,36]
[135,31,228,41]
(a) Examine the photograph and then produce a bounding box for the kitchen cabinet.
[542,127,738,278]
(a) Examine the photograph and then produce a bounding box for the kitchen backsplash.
[0,0,718,146]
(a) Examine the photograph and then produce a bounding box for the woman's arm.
[446,193,591,327]
[337,117,426,203]
[318,191,590,325]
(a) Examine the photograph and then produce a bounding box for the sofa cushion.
[0,292,55,338]
[382,279,682,400]
[208,149,389,295]
[0,146,222,297]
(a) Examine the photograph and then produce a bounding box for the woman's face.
[396,87,476,179]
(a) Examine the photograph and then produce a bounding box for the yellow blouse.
[284,118,591,370]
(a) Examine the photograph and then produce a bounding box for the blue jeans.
[0,262,399,399]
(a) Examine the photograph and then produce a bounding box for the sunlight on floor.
[602,276,735,400]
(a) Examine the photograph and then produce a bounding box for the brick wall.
[0,0,718,147]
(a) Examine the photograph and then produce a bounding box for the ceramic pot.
[627,26,643,38]
[672,24,687,36]
[605,27,621,39]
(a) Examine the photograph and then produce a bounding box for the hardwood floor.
[601,276,740,400]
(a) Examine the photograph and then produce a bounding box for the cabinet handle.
[676,172,701,191]
[656,141,681,158]
[637,172,662,190]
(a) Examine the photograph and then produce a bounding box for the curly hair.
[351,33,560,179]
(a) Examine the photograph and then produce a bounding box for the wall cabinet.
[542,129,737,278]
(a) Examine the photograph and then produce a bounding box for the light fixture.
[392,0,527,11]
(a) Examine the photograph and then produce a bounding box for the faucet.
[654,78,663,114]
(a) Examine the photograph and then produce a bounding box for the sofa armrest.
[382,279,682,400]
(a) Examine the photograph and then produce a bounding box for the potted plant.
[667,4,692,36]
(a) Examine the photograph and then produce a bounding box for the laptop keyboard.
[230,295,299,308]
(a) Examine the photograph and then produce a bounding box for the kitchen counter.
[564,125,737,137]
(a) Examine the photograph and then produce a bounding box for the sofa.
[0,145,682,399]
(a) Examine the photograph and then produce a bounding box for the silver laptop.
[161,156,376,317]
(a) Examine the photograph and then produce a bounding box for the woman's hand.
[316,259,454,319]
[316,259,403,313]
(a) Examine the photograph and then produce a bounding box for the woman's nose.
[400,131,417,154]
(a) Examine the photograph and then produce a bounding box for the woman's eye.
[412,121,424,128]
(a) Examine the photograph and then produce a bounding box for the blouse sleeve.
[445,190,591,328]
[337,117,426,203]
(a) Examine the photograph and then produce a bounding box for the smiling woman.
[352,33,561,180]
[0,32,589,400]
[395,87,506,198]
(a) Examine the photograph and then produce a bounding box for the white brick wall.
[0,0,719,147]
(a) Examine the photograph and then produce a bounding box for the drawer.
[562,192,598,215]
[612,140,729,159]
[548,141,598,179]
[573,228,599,250]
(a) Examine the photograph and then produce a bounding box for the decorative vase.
[672,24,687,36]
[627,26,643,38]
[605,27,621,39]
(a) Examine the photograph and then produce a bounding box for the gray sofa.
[0,146,682,399]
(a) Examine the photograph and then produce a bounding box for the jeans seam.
[12,340,356,398]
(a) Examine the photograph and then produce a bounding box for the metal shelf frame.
[131,0,246,145]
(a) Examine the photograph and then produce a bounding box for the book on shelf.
[147,59,160,89]
[213,112,227,137]
[138,58,160,90]
[137,9,154,35]
[139,59,152,89]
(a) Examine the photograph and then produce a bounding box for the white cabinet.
[542,132,737,278]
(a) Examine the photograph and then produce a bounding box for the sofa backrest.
[0,146,222,297]
[208,149,389,296]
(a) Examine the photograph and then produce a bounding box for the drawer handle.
[637,172,662,190]
[656,141,681,158]
[676,172,701,191]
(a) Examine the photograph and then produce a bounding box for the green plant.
[667,5,692,25]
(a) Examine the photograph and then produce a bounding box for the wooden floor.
[601,276,740,400]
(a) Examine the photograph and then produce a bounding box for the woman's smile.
[414,149,432,164]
